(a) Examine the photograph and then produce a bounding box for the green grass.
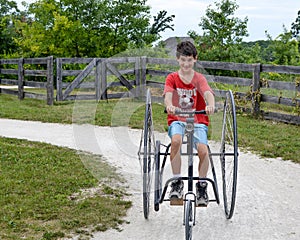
[0,94,74,123]
[0,137,131,239]
[237,114,300,160]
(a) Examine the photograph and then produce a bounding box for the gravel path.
[0,118,299,240]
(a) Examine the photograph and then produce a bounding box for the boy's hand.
[205,105,215,115]
[166,105,176,114]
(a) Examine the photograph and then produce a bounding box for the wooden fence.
[0,56,299,124]
[56,57,142,101]
[0,57,54,105]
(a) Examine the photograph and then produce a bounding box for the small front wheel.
[184,199,193,240]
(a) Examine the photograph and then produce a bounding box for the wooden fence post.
[252,63,261,115]
[134,56,141,98]
[100,60,107,100]
[95,58,101,101]
[18,58,24,100]
[56,58,63,101]
[140,56,147,98]
[46,56,54,105]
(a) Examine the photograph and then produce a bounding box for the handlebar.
[164,108,206,115]
[175,110,206,115]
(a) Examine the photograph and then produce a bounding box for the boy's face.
[177,55,197,73]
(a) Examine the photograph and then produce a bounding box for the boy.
[164,41,215,206]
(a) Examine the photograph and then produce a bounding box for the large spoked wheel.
[154,140,162,212]
[184,199,193,240]
[142,89,156,219]
[220,90,238,219]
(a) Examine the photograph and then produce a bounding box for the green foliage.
[265,27,300,65]
[189,0,299,66]
[0,0,20,55]
[11,0,175,58]
[0,0,299,65]
[14,0,103,57]
[291,10,300,39]
[149,10,175,40]
[189,0,248,62]
[241,40,272,62]
[0,0,18,16]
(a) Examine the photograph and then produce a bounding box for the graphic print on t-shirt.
[177,87,197,109]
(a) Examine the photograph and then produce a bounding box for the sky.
[148,0,300,42]
[15,0,300,42]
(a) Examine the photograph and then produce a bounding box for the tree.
[266,27,299,65]
[0,0,19,55]
[0,0,18,15]
[291,10,300,39]
[149,10,174,39]
[188,0,248,62]
[14,0,112,57]
[13,0,175,57]
[97,0,153,55]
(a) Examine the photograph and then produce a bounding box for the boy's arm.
[164,92,176,114]
[204,91,215,115]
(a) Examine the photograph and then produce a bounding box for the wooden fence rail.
[0,56,299,124]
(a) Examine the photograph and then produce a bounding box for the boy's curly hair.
[176,41,198,59]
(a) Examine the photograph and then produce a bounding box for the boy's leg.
[169,134,184,199]
[197,143,209,178]
[194,124,209,206]
[168,121,185,175]
[168,122,185,200]
[170,134,182,175]
[193,123,209,177]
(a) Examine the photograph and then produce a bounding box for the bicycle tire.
[185,199,193,240]
[220,90,238,219]
[143,89,155,219]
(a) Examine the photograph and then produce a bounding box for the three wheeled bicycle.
[138,89,238,240]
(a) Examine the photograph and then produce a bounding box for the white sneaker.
[196,182,209,206]
[169,180,184,199]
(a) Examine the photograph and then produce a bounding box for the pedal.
[170,198,184,206]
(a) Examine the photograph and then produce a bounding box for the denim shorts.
[168,121,208,148]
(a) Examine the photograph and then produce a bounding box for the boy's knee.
[171,135,182,148]
[197,144,208,159]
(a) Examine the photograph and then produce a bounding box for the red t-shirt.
[164,71,213,126]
